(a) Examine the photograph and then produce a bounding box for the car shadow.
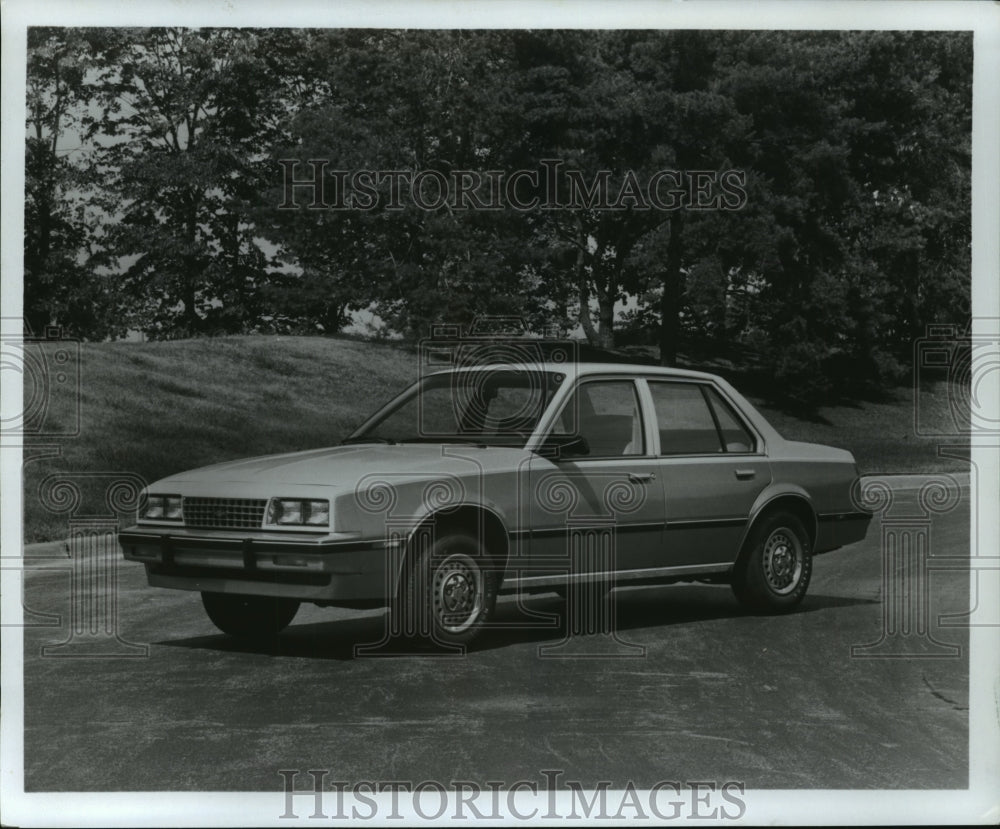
[156,584,877,661]
[470,587,878,652]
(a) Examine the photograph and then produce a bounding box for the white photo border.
[2,1,998,826]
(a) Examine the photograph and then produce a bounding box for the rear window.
[647,382,756,455]
[705,387,756,453]
[648,382,722,455]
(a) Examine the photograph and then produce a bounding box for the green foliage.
[23,28,971,404]
[24,28,126,340]
[88,28,303,337]
[258,30,549,339]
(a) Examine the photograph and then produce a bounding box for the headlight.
[265,498,330,528]
[142,494,183,522]
[305,500,329,526]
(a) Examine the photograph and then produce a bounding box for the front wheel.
[398,533,499,647]
[731,512,812,613]
[201,592,300,638]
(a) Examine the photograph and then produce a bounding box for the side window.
[648,382,723,455]
[706,388,756,453]
[554,380,644,456]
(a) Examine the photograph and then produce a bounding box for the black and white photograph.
[1,1,998,826]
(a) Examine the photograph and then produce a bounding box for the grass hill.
[20,335,967,544]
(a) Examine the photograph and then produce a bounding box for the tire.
[398,532,499,647]
[201,592,300,638]
[731,511,812,613]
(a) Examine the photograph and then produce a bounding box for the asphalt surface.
[20,485,970,792]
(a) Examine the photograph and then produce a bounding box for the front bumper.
[119,526,399,602]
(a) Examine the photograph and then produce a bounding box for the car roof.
[431,361,722,382]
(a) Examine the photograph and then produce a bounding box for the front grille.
[184,497,268,529]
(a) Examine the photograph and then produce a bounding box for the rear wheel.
[731,512,812,612]
[201,592,300,638]
[398,533,499,647]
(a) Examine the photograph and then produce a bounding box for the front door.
[522,378,666,586]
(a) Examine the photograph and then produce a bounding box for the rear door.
[645,380,770,568]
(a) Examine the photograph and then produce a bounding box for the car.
[119,362,872,646]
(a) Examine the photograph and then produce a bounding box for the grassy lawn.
[752,385,969,476]
[20,335,967,544]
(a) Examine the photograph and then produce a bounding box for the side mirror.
[539,433,590,459]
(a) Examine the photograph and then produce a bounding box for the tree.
[23,26,970,408]
[25,27,123,339]
[842,31,972,353]
[92,27,300,337]
[715,31,971,399]
[490,31,754,355]
[262,30,547,339]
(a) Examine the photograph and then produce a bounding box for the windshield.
[348,369,565,447]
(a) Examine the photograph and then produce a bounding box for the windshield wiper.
[340,436,398,445]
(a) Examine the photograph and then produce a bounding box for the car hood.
[154,443,531,493]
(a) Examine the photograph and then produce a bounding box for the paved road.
[21,485,969,792]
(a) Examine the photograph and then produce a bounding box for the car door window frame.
[541,376,653,461]
[703,384,760,455]
[641,378,762,458]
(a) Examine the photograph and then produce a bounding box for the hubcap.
[762,529,803,595]
[432,552,483,633]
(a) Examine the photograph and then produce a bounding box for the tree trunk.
[26,193,54,334]
[182,279,199,334]
[181,198,201,334]
[659,215,684,367]
[596,279,615,349]
[575,224,602,346]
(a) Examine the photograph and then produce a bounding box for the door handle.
[734,469,756,480]
[627,472,656,484]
